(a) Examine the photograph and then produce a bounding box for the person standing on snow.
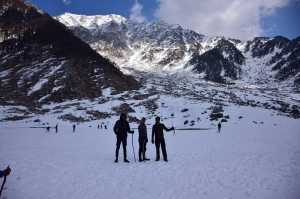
[217,122,221,133]
[55,123,58,133]
[113,113,134,163]
[73,124,76,132]
[151,116,174,162]
[138,117,150,162]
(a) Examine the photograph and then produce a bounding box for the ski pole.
[0,166,10,197]
[143,139,146,163]
[132,133,136,162]
[171,114,176,136]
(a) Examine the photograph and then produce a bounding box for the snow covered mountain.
[56,13,300,85]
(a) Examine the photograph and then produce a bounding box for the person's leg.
[115,138,122,162]
[161,139,167,160]
[155,139,161,160]
[122,138,127,159]
[143,139,149,160]
[138,139,143,161]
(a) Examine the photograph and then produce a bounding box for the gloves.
[2,167,11,177]
[131,130,134,134]
[151,139,154,144]
[171,127,174,130]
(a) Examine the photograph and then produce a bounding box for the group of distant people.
[45,123,109,133]
[113,113,174,163]
[46,123,58,133]
[43,112,222,163]
[113,113,223,163]
[97,124,107,129]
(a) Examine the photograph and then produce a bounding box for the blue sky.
[27,0,300,41]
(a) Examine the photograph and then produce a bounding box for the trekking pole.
[0,166,10,197]
[143,139,146,163]
[132,133,136,162]
[171,114,176,136]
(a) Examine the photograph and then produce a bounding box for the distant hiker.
[113,113,134,163]
[217,122,221,133]
[105,125,107,129]
[46,126,50,132]
[101,125,102,129]
[152,116,174,162]
[73,124,76,132]
[97,125,99,129]
[138,117,150,162]
[55,123,58,133]
[0,167,11,178]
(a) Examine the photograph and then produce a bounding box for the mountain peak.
[57,12,129,27]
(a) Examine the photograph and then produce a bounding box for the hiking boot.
[139,159,143,162]
[143,158,150,161]
[155,158,160,161]
[163,158,168,162]
[124,159,130,163]
[114,158,118,163]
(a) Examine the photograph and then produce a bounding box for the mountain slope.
[56,13,300,86]
[0,0,140,108]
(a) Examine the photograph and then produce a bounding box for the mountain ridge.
[56,12,300,86]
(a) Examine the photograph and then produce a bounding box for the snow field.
[0,105,300,199]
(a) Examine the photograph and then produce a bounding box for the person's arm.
[146,125,148,142]
[127,122,134,134]
[138,124,142,136]
[113,121,118,135]
[151,125,155,143]
[163,124,174,132]
[138,124,142,140]
[0,170,2,178]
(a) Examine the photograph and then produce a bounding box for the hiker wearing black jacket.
[138,117,150,162]
[113,113,134,163]
[151,116,174,162]
[217,122,221,133]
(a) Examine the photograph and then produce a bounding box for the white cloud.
[154,0,291,40]
[63,0,71,5]
[130,1,147,23]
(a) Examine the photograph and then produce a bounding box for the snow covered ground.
[1,105,300,199]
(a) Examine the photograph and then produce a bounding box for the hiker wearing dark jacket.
[113,113,134,163]
[151,116,174,162]
[217,122,221,133]
[138,118,150,162]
